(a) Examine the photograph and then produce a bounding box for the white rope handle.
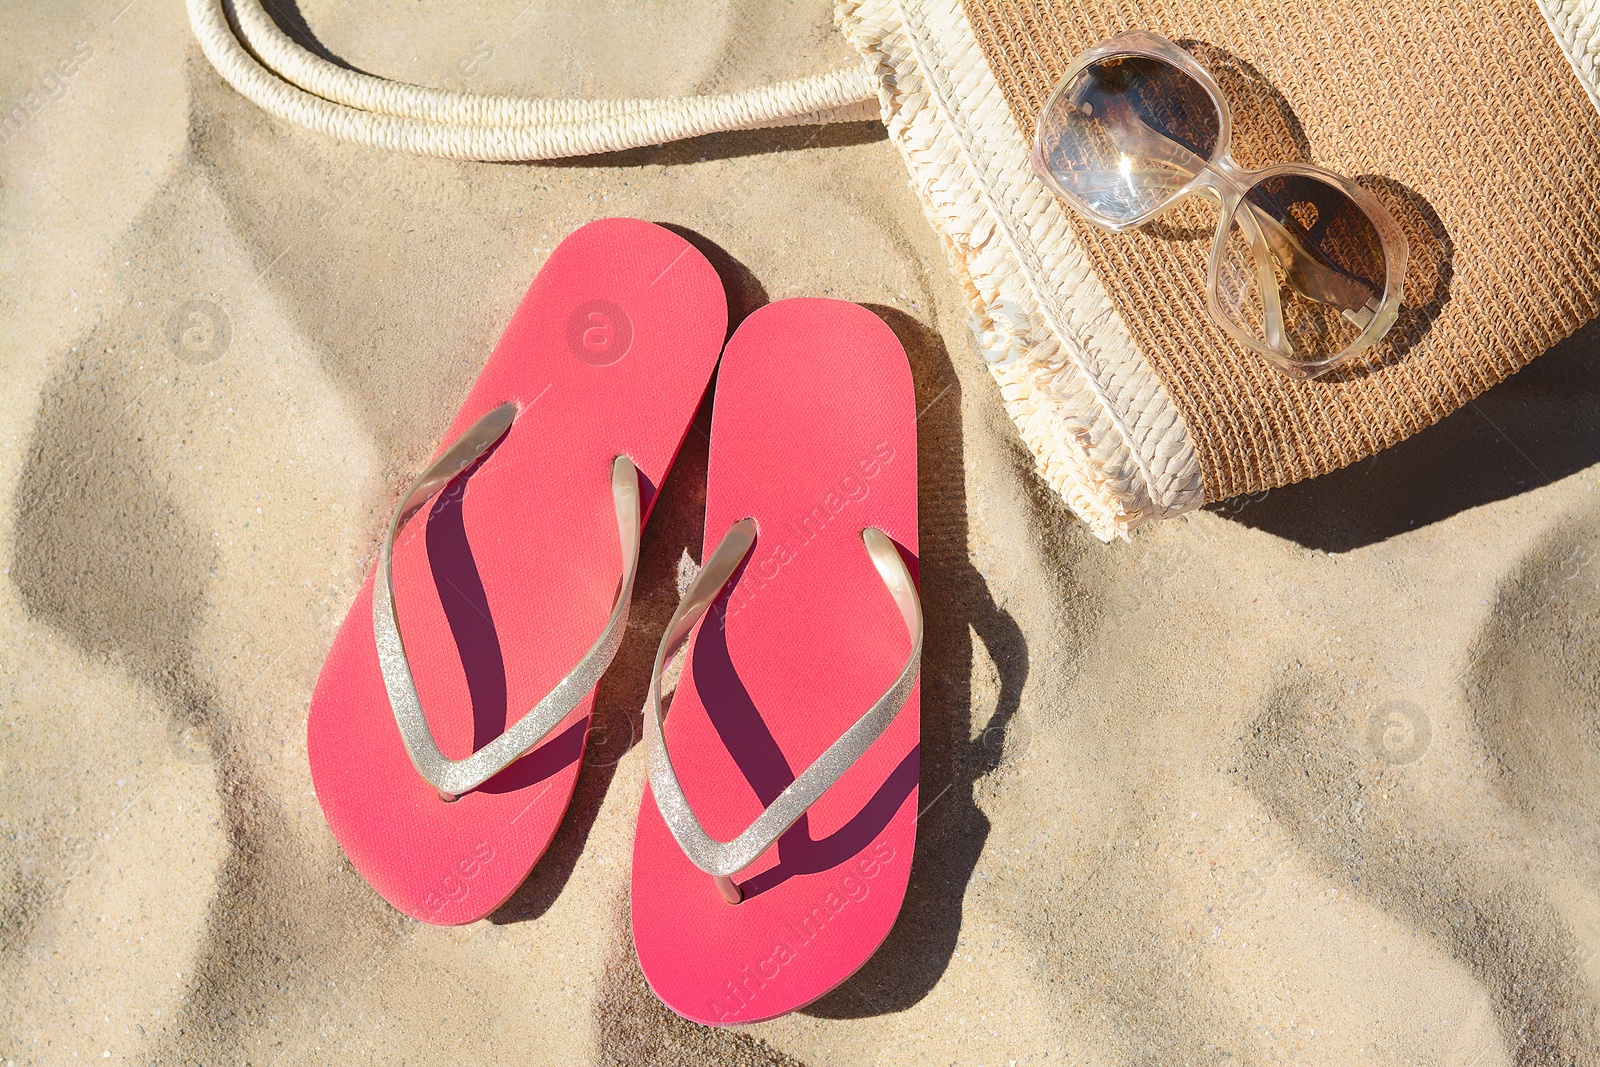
[186,0,881,161]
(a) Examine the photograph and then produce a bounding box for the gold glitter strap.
[373,402,641,800]
[643,520,921,904]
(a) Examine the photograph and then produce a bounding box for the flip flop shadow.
[686,598,921,901]
[420,434,591,794]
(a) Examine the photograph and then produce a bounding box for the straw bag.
[189,0,1600,539]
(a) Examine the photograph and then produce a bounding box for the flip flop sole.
[632,298,920,1024]
[309,218,726,924]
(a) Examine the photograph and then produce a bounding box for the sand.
[3,1,1599,1064]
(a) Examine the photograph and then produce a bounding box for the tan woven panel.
[963,0,1600,500]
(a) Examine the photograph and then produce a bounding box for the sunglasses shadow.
[1180,40,1314,168]
[1324,175,1456,379]
[1142,40,1313,243]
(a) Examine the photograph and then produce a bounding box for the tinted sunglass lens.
[1213,173,1389,370]
[1035,53,1222,225]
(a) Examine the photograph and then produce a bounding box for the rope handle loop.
[186,0,881,161]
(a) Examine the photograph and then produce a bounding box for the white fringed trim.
[838,0,1204,538]
[186,0,881,161]
[1539,0,1600,116]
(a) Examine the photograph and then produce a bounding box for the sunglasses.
[1031,31,1409,380]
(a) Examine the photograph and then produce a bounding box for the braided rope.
[186,0,882,161]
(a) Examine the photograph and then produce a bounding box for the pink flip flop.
[631,298,922,1024]
[308,218,726,924]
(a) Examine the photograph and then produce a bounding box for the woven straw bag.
[190,0,1600,539]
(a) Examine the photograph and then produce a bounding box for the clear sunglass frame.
[1030,30,1410,380]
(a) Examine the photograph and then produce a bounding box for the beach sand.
[3,2,1599,1063]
